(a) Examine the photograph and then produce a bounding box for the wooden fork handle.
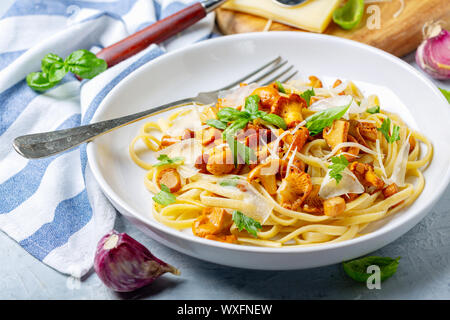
[96,2,206,68]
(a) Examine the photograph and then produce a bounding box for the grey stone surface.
[0,19,449,300]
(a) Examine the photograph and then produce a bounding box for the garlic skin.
[94,231,180,292]
[415,22,450,80]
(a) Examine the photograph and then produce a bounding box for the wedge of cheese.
[222,0,342,33]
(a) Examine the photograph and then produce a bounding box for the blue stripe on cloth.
[0,50,26,71]
[19,189,92,260]
[0,75,77,136]
[0,113,81,214]
[153,0,161,20]
[2,0,139,19]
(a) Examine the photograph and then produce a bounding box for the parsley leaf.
[377,118,400,144]
[305,102,351,136]
[366,105,380,114]
[300,88,316,107]
[328,155,349,184]
[276,81,286,94]
[439,88,450,103]
[232,210,262,237]
[219,176,240,187]
[153,154,184,167]
[152,184,176,206]
[343,256,401,283]
[206,119,227,130]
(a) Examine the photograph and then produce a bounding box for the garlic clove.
[94,230,179,292]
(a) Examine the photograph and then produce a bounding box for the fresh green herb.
[26,49,107,92]
[243,95,261,116]
[64,49,107,79]
[206,119,228,130]
[219,176,240,187]
[366,105,380,114]
[226,135,257,166]
[328,155,349,184]
[305,102,351,136]
[222,118,249,139]
[219,95,287,141]
[217,107,247,122]
[377,118,400,144]
[300,88,316,107]
[332,0,365,30]
[276,81,286,94]
[439,88,450,103]
[232,210,262,237]
[260,113,287,130]
[343,256,401,283]
[152,184,176,206]
[153,154,184,167]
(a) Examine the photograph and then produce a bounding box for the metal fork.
[13,56,298,159]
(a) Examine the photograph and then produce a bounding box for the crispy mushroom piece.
[283,127,310,152]
[160,135,181,148]
[192,207,234,238]
[206,147,235,176]
[348,120,369,148]
[323,120,349,150]
[358,122,378,142]
[350,162,384,193]
[248,159,285,195]
[323,196,346,217]
[302,185,324,214]
[200,127,221,146]
[309,76,323,88]
[156,168,181,193]
[278,171,313,211]
[251,83,280,110]
[271,94,306,128]
[409,135,416,153]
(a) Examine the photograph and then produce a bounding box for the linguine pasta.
[129,77,433,248]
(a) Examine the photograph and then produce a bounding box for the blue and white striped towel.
[0,0,215,278]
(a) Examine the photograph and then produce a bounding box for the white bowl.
[87,32,450,270]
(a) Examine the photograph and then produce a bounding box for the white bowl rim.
[87,31,450,255]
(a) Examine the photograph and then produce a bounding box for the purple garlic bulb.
[94,230,180,292]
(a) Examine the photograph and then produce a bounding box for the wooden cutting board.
[216,0,450,57]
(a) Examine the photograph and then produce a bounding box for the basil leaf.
[64,49,107,79]
[41,53,64,74]
[153,154,184,167]
[300,88,316,107]
[152,184,176,206]
[206,119,227,130]
[439,88,450,103]
[260,113,287,130]
[222,118,249,139]
[232,210,262,237]
[243,95,260,116]
[226,135,257,165]
[48,63,68,83]
[217,107,248,122]
[276,81,286,94]
[305,102,351,136]
[343,256,401,283]
[366,105,380,114]
[328,155,349,184]
[219,176,240,187]
[26,72,56,92]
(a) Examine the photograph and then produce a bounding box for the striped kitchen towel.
[0,0,215,277]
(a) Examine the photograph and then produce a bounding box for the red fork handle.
[96,2,207,68]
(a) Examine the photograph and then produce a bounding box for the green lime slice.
[332,0,365,30]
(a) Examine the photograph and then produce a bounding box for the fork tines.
[219,56,298,91]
